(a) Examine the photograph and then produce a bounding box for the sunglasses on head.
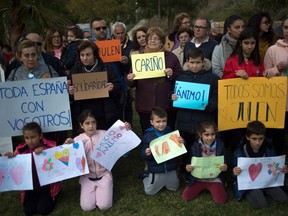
[94,26,107,31]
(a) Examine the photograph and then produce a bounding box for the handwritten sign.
[173,81,210,110]
[91,120,141,171]
[0,137,13,155]
[34,141,89,186]
[72,71,109,100]
[237,156,285,190]
[0,77,72,137]
[95,40,122,63]
[150,130,187,164]
[218,77,287,131]
[0,154,33,192]
[191,156,224,179]
[131,52,166,79]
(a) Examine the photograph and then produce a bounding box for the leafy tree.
[0,0,70,48]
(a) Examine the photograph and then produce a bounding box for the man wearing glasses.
[91,18,109,41]
[184,18,218,63]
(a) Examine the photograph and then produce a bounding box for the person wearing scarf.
[212,15,245,78]
[127,27,183,133]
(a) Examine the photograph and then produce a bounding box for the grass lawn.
[1,105,288,215]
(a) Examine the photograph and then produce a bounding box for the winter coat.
[14,139,62,203]
[231,140,276,201]
[185,138,227,186]
[223,55,264,79]
[175,69,219,134]
[128,51,183,113]
[140,126,179,173]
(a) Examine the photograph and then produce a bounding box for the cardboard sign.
[131,52,166,79]
[91,120,141,171]
[173,81,210,110]
[0,77,72,137]
[150,130,187,164]
[218,77,287,131]
[95,40,122,63]
[191,156,224,179]
[34,142,89,186]
[0,154,33,192]
[72,71,109,100]
[237,156,285,190]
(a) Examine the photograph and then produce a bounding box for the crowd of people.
[0,11,288,215]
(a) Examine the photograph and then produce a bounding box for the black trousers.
[23,185,55,216]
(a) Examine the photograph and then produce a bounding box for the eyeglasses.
[33,42,42,46]
[283,26,288,30]
[194,25,208,30]
[93,26,107,31]
[148,37,160,42]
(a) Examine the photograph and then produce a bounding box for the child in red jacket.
[6,122,61,215]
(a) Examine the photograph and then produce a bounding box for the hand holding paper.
[191,156,224,179]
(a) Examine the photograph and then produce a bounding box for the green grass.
[1,106,288,215]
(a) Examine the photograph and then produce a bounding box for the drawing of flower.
[42,158,53,171]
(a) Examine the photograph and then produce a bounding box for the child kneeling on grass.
[232,120,288,208]
[65,109,131,211]
[182,121,227,204]
[140,106,184,195]
[5,122,62,216]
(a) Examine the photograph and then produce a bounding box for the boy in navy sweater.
[140,106,184,195]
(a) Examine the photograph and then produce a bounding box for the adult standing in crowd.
[111,22,134,125]
[44,28,66,60]
[7,33,65,78]
[127,27,183,133]
[184,17,218,62]
[263,16,288,155]
[172,27,193,68]
[209,21,223,44]
[69,41,121,135]
[165,12,191,51]
[131,26,148,54]
[91,18,108,41]
[247,12,278,62]
[212,15,245,78]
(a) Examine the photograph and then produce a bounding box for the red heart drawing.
[248,163,262,181]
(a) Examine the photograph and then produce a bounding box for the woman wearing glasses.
[247,12,278,62]
[165,12,191,51]
[127,27,183,133]
[7,39,58,81]
[44,28,66,60]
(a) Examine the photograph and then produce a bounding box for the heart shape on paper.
[55,149,70,166]
[249,163,262,181]
[0,169,6,186]
[76,156,86,173]
[10,164,24,186]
